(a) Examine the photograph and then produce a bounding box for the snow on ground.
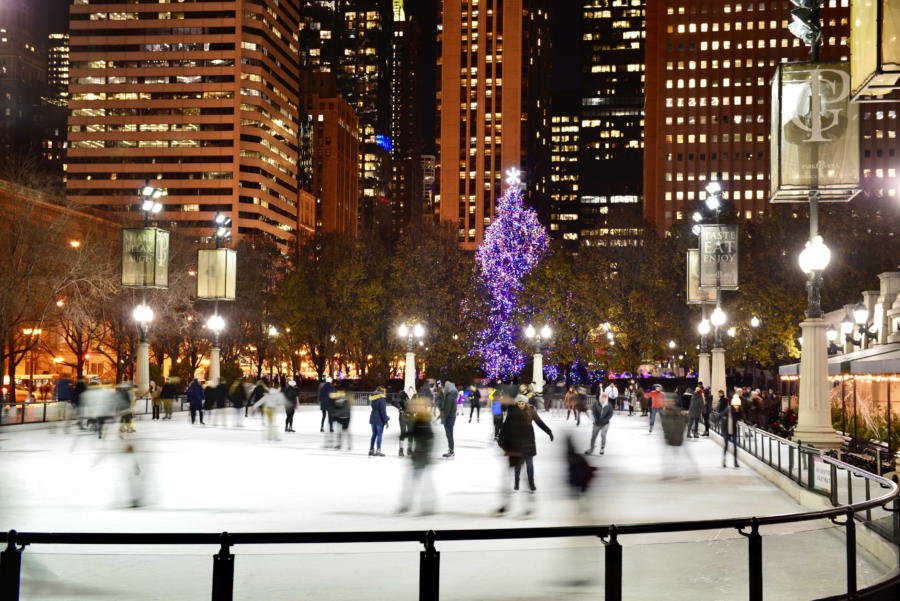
[0,406,894,600]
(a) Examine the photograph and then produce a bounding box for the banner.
[686,249,716,304]
[770,62,860,203]
[197,248,237,301]
[850,0,900,100]
[122,228,169,288]
[698,225,738,290]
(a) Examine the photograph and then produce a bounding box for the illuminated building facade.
[300,71,360,235]
[644,1,898,234]
[549,95,580,250]
[0,2,46,163]
[65,0,307,248]
[436,0,552,249]
[579,0,645,248]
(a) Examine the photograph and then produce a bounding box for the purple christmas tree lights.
[470,168,549,380]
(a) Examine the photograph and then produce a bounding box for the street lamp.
[845,302,877,348]
[197,212,236,384]
[398,322,425,392]
[524,324,552,395]
[750,316,760,329]
[826,326,841,355]
[140,183,164,227]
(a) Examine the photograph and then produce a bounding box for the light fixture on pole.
[398,322,425,392]
[826,326,841,355]
[524,324,552,396]
[197,212,236,384]
[845,302,877,349]
[750,316,760,329]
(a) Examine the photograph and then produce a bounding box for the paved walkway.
[0,406,895,600]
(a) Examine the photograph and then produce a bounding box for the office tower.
[0,2,47,163]
[66,0,307,248]
[549,94,580,251]
[643,1,897,234]
[300,72,360,235]
[299,0,393,231]
[436,0,552,250]
[421,154,436,218]
[47,33,69,99]
[579,0,645,248]
[42,32,70,176]
[390,4,423,234]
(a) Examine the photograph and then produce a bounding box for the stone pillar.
[404,351,416,393]
[698,352,711,390]
[532,352,543,395]
[874,272,900,345]
[209,346,220,385]
[794,318,841,449]
[136,342,150,395]
[711,347,726,398]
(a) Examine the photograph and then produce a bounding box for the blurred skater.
[397,395,435,514]
[566,436,596,514]
[160,377,179,420]
[390,386,415,456]
[440,381,458,457]
[252,385,284,441]
[368,386,389,456]
[491,387,504,441]
[686,386,704,438]
[496,391,553,516]
[722,391,742,468]
[330,390,352,450]
[318,376,334,432]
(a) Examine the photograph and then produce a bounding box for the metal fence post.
[211,532,234,601]
[419,530,439,601]
[604,525,622,601]
[845,507,857,598]
[830,464,838,506]
[1,530,23,601]
[748,518,762,601]
[807,450,816,491]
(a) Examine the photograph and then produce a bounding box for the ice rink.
[1,405,894,600]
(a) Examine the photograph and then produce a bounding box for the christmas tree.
[469,168,549,380]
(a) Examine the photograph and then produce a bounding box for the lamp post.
[197,212,235,385]
[795,225,840,448]
[133,303,154,393]
[845,302,877,350]
[697,316,711,388]
[524,324,552,395]
[398,322,425,392]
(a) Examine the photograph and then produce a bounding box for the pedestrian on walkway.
[687,386,704,438]
[160,377,179,420]
[368,386,389,455]
[468,384,481,423]
[440,381,458,457]
[186,378,205,425]
[722,392,742,468]
[586,392,613,455]
[284,380,299,432]
[318,376,334,433]
[496,392,553,516]
[647,384,666,433]
[701,386,712,436]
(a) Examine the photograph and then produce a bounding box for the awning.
[779,343,900,377]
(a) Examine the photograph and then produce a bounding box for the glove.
[549,433,554,442]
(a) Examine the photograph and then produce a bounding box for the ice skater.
[284,380,299,432]
[397,395,436,515]
[390,386,415,456]
[368,386,389,456]
[330,390,352,450]
[585,392,612,455]
[496,391,553,516]
[318,376,334,432]
[186,378,205,425]
[440,381,458,457]
[468,384,481,423]
[160,377,180,420]
[252,386,285,441]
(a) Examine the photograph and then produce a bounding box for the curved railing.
[2,428,899,601]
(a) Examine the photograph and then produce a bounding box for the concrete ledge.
[710,430,900,570]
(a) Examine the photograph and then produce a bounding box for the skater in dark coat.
[440,382,458,457]
[186,379,205,425]
[368,386,389,455]
[497,393,554,515]
[468,384,482,423]
[284,380,299,432]
[389,386,415,456]
[318,376,335,432]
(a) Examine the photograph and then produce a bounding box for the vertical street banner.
[686,249,716,304]
[122,228,170,288]
[698,225,738,290]
[197,248,237,301]
[770,62,860,203]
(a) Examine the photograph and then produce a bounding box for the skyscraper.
[436,0,552,250]
[549,94,580,250]
[643,1,898,234]
[66,0,308,248]
[42,32,69,176]
[390,3,423,234]
[578,0,645,248]
[0,2,47,164]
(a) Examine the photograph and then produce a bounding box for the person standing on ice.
[368,386,389,456]
[252,386,285,441]
[468,384,481,423]
[159,377,180,420]
[496,391,553,516]
[186,378,205,425]
[389,386,415,456]
[585,392,612,455]
[283,380,299,432]
[318,376,335,433]
[440,381,458,457]
[330,389,352,450]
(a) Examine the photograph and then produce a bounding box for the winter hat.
[288,380,296,387]
[325,376,332,383]
[654,384,662,390]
